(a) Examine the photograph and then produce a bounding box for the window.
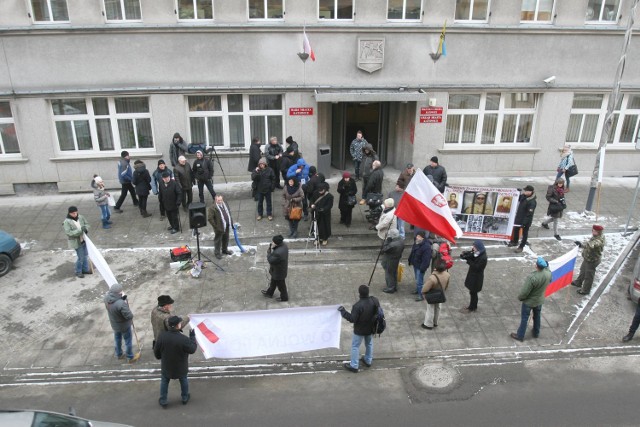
[445,93,539,145]
[319,0,353,20]
[178,0,213,20]
[249,0,284,19]
[0,102,20,156]
[568,93,640,145]
[187,94,284,149]
[586,0,619,23]
[30,0,69,22]
[51,97,154,153]
[104,0,141,21]
[455,0,490,22]
[521,0,554,22]
[388,0,422,21]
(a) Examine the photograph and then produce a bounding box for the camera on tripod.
[364,192,384,224]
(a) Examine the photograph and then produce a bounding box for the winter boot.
[102,219,111,229]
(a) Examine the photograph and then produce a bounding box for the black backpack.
[371,298,386,337]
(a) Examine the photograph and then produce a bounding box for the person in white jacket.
[375,198,397,239]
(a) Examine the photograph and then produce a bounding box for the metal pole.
[585,0,639,212]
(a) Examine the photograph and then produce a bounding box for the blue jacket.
[286,159,310,184]
[151,167,174,195]
[408,238,432,273]
[117,158,133,184]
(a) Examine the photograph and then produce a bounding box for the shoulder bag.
[289,202,303,221]
[565,164,578,178]
[424,274,447,304]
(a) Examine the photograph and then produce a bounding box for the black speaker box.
[188,202,207,229]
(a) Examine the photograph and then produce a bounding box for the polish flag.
[395,169,463,243]
[303,32,316,61]
[545,246,579,297]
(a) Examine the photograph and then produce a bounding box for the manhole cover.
[414,364,457,389]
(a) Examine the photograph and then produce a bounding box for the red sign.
[289,107,314,116]
[420,115,443,123]
[421,107,443,115]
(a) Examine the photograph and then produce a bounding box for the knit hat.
[173,132,181,139]
[406,163,414,169]
[68,206,78,213]
[384,198,395,208]
[110,283,123,293]
[593,224,604,232]
[93,176,103,184]
[309,166,317,175]
[196,150,204,156]
[161,171,170,178]
[342,171,351,179]
[120,150,129,158]
[167,316,182,328]
[536,257,548,268]
[134,160,143,165]
[523,185,535,192]
[158,295,174,306]
[430,156,438,163]
[158,159,165,166]
[416,230,426,239]
[286,136,294,144]
[272,235,284,245]
[358,285,370,298]
[258,158,267,166]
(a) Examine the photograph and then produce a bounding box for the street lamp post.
[585,0,639,214]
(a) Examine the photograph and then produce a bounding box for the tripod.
[206,146,227,184]
[304,211,320,254]
[191,227,224,271]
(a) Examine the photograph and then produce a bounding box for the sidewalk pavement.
[0,169,639,375]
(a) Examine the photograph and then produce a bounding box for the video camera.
[364,192,384,224]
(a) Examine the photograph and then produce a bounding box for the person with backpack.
[338,284,379,373]
[408,231,432,301]
[421,260,451,329]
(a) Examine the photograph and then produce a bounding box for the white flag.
[84,234,118,288]
[190,305,341,359]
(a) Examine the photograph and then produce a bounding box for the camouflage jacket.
[582,234,605,263]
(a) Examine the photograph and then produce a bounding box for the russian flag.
[395,169,463,243]
[545,246,580,297]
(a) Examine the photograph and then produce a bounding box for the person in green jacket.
[572,224,606,295]
[510,256,552,342]
[63,206,91,278]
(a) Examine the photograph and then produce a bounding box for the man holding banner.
[510,257,552,342]
[338,285,378,373]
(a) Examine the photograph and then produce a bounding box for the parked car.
[0,409,132,427]
[628,253,640,303]
[0,230,20,277]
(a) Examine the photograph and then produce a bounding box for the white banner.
[190,305,342,359]
[84,234,118,288]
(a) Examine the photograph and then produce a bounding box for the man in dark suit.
[261,235,289,302]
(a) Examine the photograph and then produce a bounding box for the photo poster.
[444,185,520,241]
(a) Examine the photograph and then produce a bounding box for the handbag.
[107,195,116,207]
[347,195,357,206]
[289,204,303,221]
[565,164,578,178]
[424,274,447,304]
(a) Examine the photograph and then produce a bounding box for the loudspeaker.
[188,202,207,229]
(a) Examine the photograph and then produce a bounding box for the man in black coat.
[423,156,447,193]
[247,137,262,172]
[338,285,378,373]
[381,228,405,294]
[509,185,537,253]
[265,137,284,189]
[310,182,334,246]
[192,150,216,203]
[154,316,197,408]
[261,235,289,301]
[158,171,182,234]
[362,160,384,201]
[251,158,276,220]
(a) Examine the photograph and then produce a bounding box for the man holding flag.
[510,257,552,342]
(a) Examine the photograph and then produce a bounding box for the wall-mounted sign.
[289,107,314,116]
[421,107,443,115]
[420,115,443,123]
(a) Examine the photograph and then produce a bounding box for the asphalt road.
[2,352,639,427]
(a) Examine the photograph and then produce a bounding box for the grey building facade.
[1,0,639,195]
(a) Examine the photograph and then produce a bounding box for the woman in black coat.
[541,177,566,240]
[247,137,262,172]
[311,182,334,246]
[460,240,488,313]
[132,160,152,217]
[337,171,358,227]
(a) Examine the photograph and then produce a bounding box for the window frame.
[386,0,423,22]
[0,101,21,157]
[520,0,555,23]
[248,0,285,20]
[445,92,539,146]
[454,0,491,23]
[29,0,70,23]
[585,0,620,24]
[186,94,285,150]
[318,0,354,21]
[176,0,214,21]
[51,97,155,155]
[102,0,143,23]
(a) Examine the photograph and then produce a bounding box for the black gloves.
[338,306,345,312]
[189,329,196,338]
[81,226,88,233]
[574,241,582,248]
[121,294,127,300]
